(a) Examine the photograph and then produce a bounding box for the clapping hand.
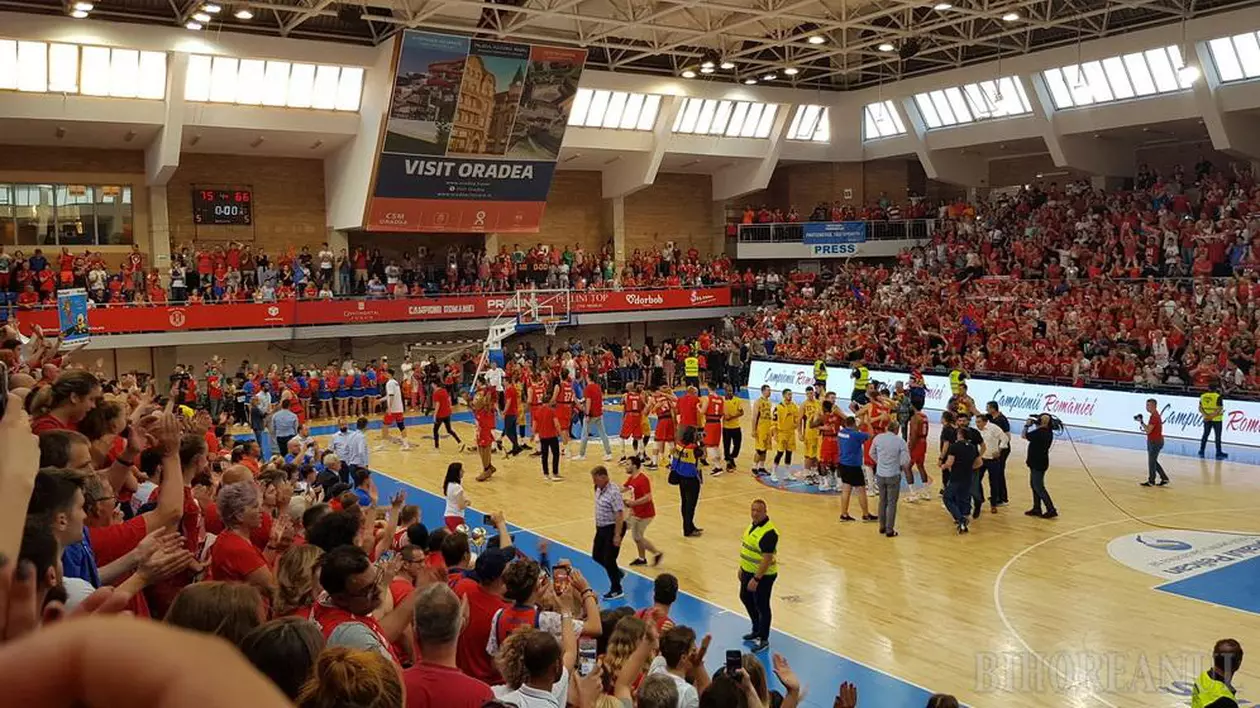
[833,681,858,708]
[772,653,803,696]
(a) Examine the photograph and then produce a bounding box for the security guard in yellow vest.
[813,359,828,393]
[1191,638,1242,708]
[949,367,967,396]
[1199,382,1228,459]
[851,359,871,405]
[738,499,779,652]
[684,355,701,389]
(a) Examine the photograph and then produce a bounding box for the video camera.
[1025,413,1064,432]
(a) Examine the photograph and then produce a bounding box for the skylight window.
[862,100,906,139]
[567,88,662,131]
[913,77,1031,128]
[786,105,830,142]
[672,97,778,138]
[1208,31,1260,82]
[0,39,166,99]
[1042,45,1195,109]
[184,54,363,111]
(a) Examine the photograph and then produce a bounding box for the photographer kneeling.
[1022,414,1058,519]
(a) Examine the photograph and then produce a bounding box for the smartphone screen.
[482,513,494,524]
[553,565,570,595]
[578,637,597,676]
[725,649,742,676]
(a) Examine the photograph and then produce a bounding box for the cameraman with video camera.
[1022,414,1058,519]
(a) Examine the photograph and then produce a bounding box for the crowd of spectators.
[739,161,1260,393]
[0,317,914,708]
[738,195,935,225]
[0,240,743,309]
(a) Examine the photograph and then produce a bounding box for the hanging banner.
[56,288,91,346]
[367,31,587,233]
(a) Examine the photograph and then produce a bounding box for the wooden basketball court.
[326,400,1260,707]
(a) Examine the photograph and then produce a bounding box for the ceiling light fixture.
[1001,11,1020,21]
[234,8,253,19]
[72,1,93,11]
[699,66,715,74]
[744,77,758,84]
[762,72,777,81]
[193,11,211,22]
[70,9,89,17]
[806,34,826,44]
[933,2,952,9]
[186,20,203,29]
[878,42,895,52]
[203,2,221,11]
[783,66,799,75]
[700,58,715,69]
[720,59,736,70]
[681,69,697,78]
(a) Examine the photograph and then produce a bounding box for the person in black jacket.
[1022,414,1057,519]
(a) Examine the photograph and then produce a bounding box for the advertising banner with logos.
[12,288,732,337]
[747,359,1260,448]
[366,31,586,233]
[801,222,867,244]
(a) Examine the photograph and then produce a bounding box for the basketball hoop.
[542,317,561,337]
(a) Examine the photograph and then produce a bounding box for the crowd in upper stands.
[739,195,934,224]
[0,240,743,308]
[737,159,1260,392]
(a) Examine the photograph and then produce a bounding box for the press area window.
[0,184,134,247]
[0,40,166,99]
[184,54,364,111]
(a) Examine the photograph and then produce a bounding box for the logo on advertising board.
[267,306,280,317]
[168,309,186,328]
[1107,530,1260,580]
[749,361,815,396]
[802,221,867,243]
[689,290,717,306]
[626,293,665,307]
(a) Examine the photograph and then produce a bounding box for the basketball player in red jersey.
[860,384,891,496]
[813,391,844,492]
[527,373,548,455]
[553,370,576,457]
[701,388,725,475]
[906,404,933,501]
[649,385,676,469]
[472,384,500,481]
[620,381,646,461]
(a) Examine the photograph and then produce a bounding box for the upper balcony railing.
[736,219,937,243]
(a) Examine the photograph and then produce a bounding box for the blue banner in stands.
[802,221,867,243]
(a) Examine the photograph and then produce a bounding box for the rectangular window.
[182,54,364,111]
[863,100,906,139]
[565,87,662,131]
[1207,31,1260,82]
[0,182,133,247]
[1043,45,1194,109]
[786,105,829,142]
[913,77,1030,129]
[0,40,165,99]
[670,97,778,138]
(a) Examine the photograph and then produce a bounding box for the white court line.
[377,469,943,700]
[992,506,1260,708]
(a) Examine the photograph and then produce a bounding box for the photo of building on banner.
[56,288,91,346]
[368,30,586,233]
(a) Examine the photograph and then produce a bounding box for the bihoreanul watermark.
[974,650,1214,696]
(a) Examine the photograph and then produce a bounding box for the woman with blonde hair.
[598,615,648,694]
[296,647,403,708]
[274,544,324,617]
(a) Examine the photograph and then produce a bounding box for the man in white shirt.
[485,361,505,409]
[377,369,411,450]
[976,415,1010,515]
[647,625,710,708]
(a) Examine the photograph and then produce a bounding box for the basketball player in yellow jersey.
[800,386,822,484]
[751,385,774,476]
[772,389,800,483]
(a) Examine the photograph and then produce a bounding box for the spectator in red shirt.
[30,369,102,434]
[1141,398,1169,487]
[403,583,495,708]
[622,457,662,567]
[209,481,282,601]
[451,548,512,684]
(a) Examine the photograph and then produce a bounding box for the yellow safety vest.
[739,520,778,575]
[1190,671,1235,708]
[684,357,700,377]
[813,360,827,382]
[949,370,964,395]
[1200,392,1223,422]
[853,366,870,390]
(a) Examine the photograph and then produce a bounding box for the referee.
[738,498,778,653]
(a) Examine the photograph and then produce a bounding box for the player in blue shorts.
[351,371,366,417]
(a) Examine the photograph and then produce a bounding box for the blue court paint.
[280,413,937,707]
[1156,555,1260,617]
